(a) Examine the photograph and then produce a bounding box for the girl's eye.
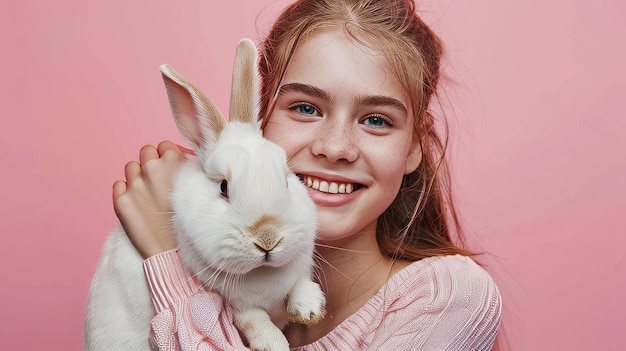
[290,103,318,115]
[363,115,392,128]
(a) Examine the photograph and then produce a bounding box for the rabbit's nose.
[252,225,281,253]
[249,215,283,252]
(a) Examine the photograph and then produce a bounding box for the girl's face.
[264,30,422,245]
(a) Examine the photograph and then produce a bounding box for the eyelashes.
[287,102,394,128]
[362,114,394,128]
[288,102,319,116]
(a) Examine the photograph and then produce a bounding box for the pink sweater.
[143,250,501,351]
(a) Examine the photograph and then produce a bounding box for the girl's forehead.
[283,30,409,105]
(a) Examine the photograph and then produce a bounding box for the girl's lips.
[305,186,361,207]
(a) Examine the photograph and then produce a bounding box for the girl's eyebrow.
[355,95,407,113]
[278,83,332,102]
[278,82,407,113]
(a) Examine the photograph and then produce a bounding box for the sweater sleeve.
[142,249,249,351]
[368,255,502,351]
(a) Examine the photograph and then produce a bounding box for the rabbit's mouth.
[297,174,363,194]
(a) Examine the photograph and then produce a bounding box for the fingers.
[157,140,179,156]
[139,141,194,164]
[140,144,159,165]
[112,180,127,202]
[158,140,195,156]
[158,140,194,161]
[124,161,141,182]
[114,141,186,203]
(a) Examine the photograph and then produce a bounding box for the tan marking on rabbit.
[229,38,259,124]
[249,215,283,251]
[289,306,327,327]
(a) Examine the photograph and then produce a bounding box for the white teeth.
[329,182,339,194]
[302,176,355,194]
[338,184,346,194]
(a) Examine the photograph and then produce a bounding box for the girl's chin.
[314,214,378,243]
[315,219,356,242]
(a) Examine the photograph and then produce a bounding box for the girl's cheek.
[264,117,308,151]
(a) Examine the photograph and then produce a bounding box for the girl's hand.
[112,141,194,259]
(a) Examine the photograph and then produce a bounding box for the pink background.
[1,1,624,350]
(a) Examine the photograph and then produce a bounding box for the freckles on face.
[262,30,419,241]
[263,114,310,161]
[263,34,414,161]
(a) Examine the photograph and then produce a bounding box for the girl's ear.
[404,137,423,174]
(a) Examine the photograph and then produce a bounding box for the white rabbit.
[85,38,325,351]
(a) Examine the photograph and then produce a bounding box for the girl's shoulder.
[382,254,501,313]
[390,254,495,288]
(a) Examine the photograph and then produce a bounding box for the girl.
[114,0,502,349]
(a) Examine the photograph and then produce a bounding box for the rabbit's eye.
[220,180,229,199]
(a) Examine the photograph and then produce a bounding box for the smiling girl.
[113,0,502,349]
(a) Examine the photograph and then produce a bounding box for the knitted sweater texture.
[143,250,501,351]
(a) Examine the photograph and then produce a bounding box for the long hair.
[258,2,503,349]
[258,0,471,260]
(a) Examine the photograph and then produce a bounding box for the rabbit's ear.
[229,38,260,129]
[160,64,226,153]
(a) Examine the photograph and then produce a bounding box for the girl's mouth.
[297,174,363,194]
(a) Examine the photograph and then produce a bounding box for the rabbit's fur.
[85,39,325,351]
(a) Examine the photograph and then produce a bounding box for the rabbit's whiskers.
[311,251,330,288]
[196,261,229,292]
[314,243,374,254]
[312,251,354,283]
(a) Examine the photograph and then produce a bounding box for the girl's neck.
[285,227,411,346]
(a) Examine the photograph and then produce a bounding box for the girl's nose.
[311,118,359,163]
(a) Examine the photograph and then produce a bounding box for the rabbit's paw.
[287,279,326,326]
[236,309,289,351]
[248,331,289,351]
